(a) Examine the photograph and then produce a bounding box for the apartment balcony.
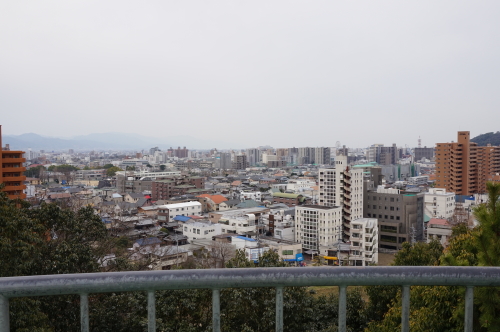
[343,178,351,185]
[344,193,351,200]
[2,184,26,192]
[1,176,26,183]
[1,166,26,173]
[1,157,26,163]
[343,200,351,207]
[343,207,351,215]
[343,215,351,221]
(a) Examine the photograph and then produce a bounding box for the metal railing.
[1,266,500,332]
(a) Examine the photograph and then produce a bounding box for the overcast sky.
[1,1,499,149]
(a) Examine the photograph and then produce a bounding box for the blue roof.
[173,215,192,222]
[135,237,162,246]
[235,236,257,242]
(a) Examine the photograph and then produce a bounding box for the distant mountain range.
[471,132,500,147]
[3,132,235,151]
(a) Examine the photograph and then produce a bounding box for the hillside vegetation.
[471,131,500,146]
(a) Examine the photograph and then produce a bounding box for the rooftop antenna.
[418,136,421,148]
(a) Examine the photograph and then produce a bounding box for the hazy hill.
[3,132,235,151]
[471,132,500,146]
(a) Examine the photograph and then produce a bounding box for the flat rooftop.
[300,205,340,210]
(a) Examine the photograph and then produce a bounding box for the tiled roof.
[197,194,228,204]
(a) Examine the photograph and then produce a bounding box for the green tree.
[159,164,166,171]
[106,166,122,177]
[103,164,114,169]
[25,165,45,178]
[365,241,443,326]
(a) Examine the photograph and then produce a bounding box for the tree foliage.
[366,182,500,332]
[471,131,500,147]
[106,166,122,177]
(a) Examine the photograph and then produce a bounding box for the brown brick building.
[0,126,26,199]
[436,131,500,195]
[152,176,207,201]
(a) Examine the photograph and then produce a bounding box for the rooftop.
[299,204,340,210]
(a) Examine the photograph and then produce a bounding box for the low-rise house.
[196,194,228,211]
[158,201,202,222]
[182,220,222,241]
[427,218,452,247]
[219,199,241,211]
[240,191,262,201]
[124,193,146,204]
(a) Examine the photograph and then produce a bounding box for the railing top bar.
[1,266,500,298]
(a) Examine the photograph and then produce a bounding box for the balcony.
[0,176,25,183]
[2,184,26,192]
[1,167,26,173]
[1,157,26,163]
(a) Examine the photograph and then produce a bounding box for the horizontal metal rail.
[0,266,499,332]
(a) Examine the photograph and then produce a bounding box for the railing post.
[338,285,347,332]
[80,293,89,332]
[212,289,220,332]
[0,295,9,332]
[276,286,283,332]
[465,286,474,332]
[148,290,156,332]
[401,285,410,332]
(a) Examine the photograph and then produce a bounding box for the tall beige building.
[435,131,500,195]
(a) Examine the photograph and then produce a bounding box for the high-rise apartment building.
[232,155,248,170]
[246,148,261,166]
[436,131,500,195]
[215,152,232,170]
[318,155,364,242]
[168,147,189,158]
[314,147,331,165]
[367,144,398,165]
[0,126,26,200]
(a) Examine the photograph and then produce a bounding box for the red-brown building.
[152,176,207,200]
[0,126,26,199]
[436,131,500,195]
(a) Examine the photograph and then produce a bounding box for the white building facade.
[295,205,343,253]
[424,188,456,220]
[182,221,222,241]
[158,201,202,221]
[348,218,378,266]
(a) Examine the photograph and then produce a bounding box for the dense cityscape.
[2,125,500,330]
[2,1,500,330]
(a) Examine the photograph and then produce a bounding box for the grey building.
[363,186,424,250]
[414,147,435,162]
[232,155,248,170]
[116,175,153,193]
[246,148,261,166]
[368,144,399,165]
[215,152,232,170]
